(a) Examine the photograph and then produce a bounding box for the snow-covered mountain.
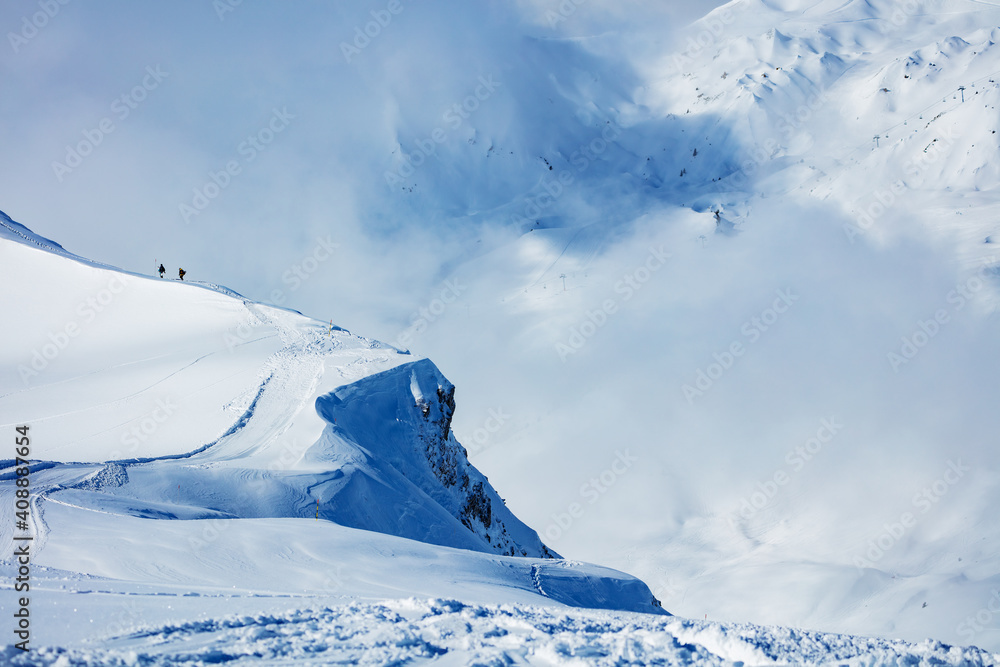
[0,206,556,560]
[2,208,997,665]
[4,0,1000,663]
[0,208,671,655]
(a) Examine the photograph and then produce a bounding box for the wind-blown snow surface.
[5,599,1000,667]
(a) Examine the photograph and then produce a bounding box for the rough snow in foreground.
[4,598,998,666]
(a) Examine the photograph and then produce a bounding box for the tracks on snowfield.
[184,305,396,466]
[529,564,545,597]
[2,303,404,562]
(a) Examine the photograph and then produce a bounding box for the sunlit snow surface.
[4,598,999,666]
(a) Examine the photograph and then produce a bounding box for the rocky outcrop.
[312,359,559,559]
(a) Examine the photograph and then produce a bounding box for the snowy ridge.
[0,209,666,666]
[2,212,557,561]
[0,209,68,255]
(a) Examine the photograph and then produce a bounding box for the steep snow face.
[310,359,558,558]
